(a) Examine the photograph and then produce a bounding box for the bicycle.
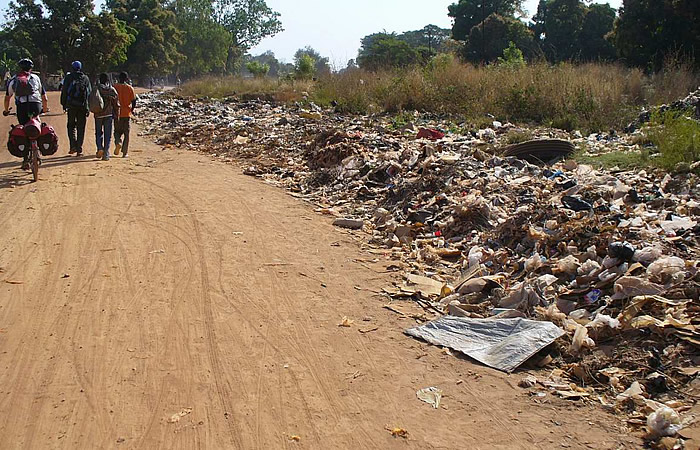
[4,107,48,182]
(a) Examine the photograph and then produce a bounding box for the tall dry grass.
[178,75,313,102]
[178,59,699,132]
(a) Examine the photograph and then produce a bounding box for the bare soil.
[0,92,641,448]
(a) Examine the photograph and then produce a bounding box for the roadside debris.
[416,387,443,409]
[647,407,682,438]
[138,91,700,435]
[386,427,409,438]
[405,316,566,373]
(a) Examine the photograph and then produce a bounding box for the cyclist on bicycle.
[3,58,49,169]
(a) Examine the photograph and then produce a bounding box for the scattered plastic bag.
[554,255,580,275]
[416,387,443,409]
[647,407,682,437]
[571,324,595,353]
[588,314,621,330]
[647,256,686,284]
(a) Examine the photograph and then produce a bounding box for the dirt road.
[0,92,637,449]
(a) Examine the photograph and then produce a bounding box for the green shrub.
[648,110,700,170]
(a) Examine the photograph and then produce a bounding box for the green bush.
[649,110,700,170]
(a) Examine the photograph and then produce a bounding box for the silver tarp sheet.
[405,316,566,373]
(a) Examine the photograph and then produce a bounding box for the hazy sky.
[0,0,623,68]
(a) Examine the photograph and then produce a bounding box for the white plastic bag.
[647,406,682,437]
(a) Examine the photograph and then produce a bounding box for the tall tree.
[398,25,451,55]
[357,36,423,71]
[535,0,587,61]
[611,0,700,70]
[448,0,524,41]
[578,3,616,61]
[171,0,231,77]
[5,0,134,74]
[462,14,535,63]
[107,0,184,78]
[213,0,283,72]
[73,12,135,73]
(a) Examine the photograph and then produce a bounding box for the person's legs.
[121,118,131,157]
[16,102,29,125]
[67,108,78,153]
[95,117,105,158]
[114,117,124,155]
[102,117,113,160]
[76,109,87,154]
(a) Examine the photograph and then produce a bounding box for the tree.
[294,54,315,80]
[213,0,283,72]
[357,36,423,71]
[398,25,451,55]
[73,12,135,73]
[611,0,700,70]
[533,0,587,61]
[578,3,616,61]
[172,0,231,77]
[497,41,525,67]
[4,0,134,74]
[293,46,330,75]
[0,30,32,66]
[107,0,183,79]
[448,0,524,41]
[462,13,535,63]
[245,51,280,76]
[245,61,269,77]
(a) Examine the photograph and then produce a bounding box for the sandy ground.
[0,92,641,449]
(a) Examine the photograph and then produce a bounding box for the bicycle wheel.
[31,148,39,182]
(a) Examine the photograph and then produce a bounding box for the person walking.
[60,61,91,156]
[92,73,119,161]
[113,72,136,158]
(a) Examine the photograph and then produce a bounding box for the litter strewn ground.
[138,91,700,444]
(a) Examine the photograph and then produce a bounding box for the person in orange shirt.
[113,72,137,158]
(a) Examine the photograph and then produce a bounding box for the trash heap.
[138,92,700,439]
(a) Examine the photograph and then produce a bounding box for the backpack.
[89,84,104,114]
[14,72,35,99]
[66,74,88,107]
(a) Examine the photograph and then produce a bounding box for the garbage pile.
[138,92,700,440]
[626,86,700,132]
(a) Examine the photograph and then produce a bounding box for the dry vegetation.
[180,58,698,134]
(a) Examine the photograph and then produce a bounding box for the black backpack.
[66,74,88,107]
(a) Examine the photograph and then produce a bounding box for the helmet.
[71,60,82,71]
[18,58,33,71]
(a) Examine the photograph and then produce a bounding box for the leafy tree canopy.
[172,0,231,77]
[448,0,524,41]
[611,0,700,70]
[107,0,184,78]
[213,0,283,72]
[357,36,423,71]
[294,46,331,75]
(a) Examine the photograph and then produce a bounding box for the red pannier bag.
[7,125,28,158]
[38,123,59,156]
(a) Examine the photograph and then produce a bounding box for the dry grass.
[178,76,313,102]
[179,60,699,133]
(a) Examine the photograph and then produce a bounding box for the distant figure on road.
[92,73,119,161]
[61,61,91,156]
[114,72,136,158]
